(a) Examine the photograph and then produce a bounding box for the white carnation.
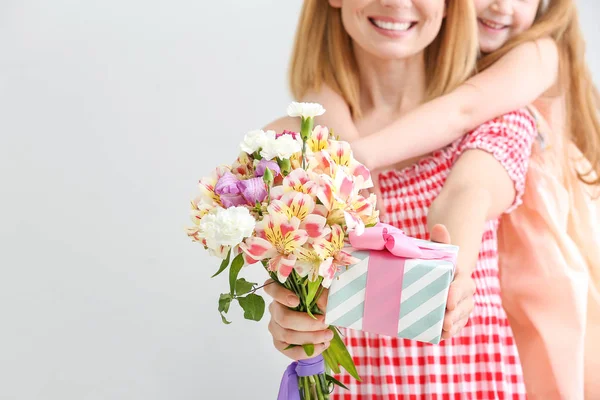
[240,130,274,154]
[287,102,326,119]
[260,133,303,160]
[198,206,256,250]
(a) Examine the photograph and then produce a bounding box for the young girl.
[263,0,539,398]
[302,0,600,397]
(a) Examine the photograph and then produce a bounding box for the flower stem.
[232,280,275,300]
[302,139,307,170]
[313,286,325,312]
[302,376,311,399]
[312,375,325,400]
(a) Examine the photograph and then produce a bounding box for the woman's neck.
[354,45,427,116]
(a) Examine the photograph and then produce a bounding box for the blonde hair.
[478,0,600,186]
[288,0,478,118]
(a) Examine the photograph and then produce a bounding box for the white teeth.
[481,19,506,29]
[372,19,412,31]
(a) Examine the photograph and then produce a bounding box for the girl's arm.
[426,148,513,339]
[352,38,558,171]
[426,110,537,339]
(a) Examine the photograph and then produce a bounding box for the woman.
[263,0,537,397]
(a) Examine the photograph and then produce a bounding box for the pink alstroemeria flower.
[239,213,308,283]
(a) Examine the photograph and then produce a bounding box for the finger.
[447,316,470,338]
[446,277,474,311]
[268,319,334,346]
[273,339,331,361]
[441,315,468,340]
[446,282,461,311]
[315,288,329,313]
[430,224,451,245]
[263,279,300,308]
[441,329,452,340]
[454,296,475,324]
[455,296,475,321]
[372,181,386,222]
[441,328,455,340]
[442,296,474,332]
[269,301,328,331]
[442,308,460,332]
[453,278,476,309]
[376,202,386,222]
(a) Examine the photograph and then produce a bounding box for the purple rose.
[255,159,281,178]
[215,172,241,195]
[237,178,268,205]
[215,172,267,207]
[215,172,245,208]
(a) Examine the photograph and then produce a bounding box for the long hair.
[478,0,600,186]
[288,0,479,118]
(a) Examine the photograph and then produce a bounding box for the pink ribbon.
[348,223,456,337]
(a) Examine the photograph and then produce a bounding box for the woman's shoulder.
[262,116,301,133]
[301,84,358,138]
[263,84,359,140]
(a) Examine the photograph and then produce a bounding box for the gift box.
[325,224,459,345]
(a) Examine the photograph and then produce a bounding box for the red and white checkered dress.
[332,110,537,399]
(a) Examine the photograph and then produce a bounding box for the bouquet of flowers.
[186,102,379,399]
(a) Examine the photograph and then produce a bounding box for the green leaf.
[283,343,299,351]
[322,347,341,374]
[306,278,321,310]
[328,327,361,381]
[218,293,233,325]
[219,312,231,324]
[218,293,232,313]
[325,374,348,391]
[211,249,231,278]
[237,293,265,321]
[235,278,255,296]
[228,253,245,296]
[302,343,315,357]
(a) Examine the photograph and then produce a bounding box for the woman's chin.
[358,42,425,61]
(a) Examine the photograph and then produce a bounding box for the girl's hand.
[429,224,476,340]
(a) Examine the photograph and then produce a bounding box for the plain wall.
[1,1,598,399]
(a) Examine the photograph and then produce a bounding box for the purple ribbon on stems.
[277,355,325,400]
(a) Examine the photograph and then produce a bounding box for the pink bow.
[348,223,455,262]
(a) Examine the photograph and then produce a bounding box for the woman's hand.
[264,282,332,360]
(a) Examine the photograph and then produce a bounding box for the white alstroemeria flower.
[197,206,256,251]
[260,131,302,160]
[240,129,274,154]
[286,102,326,119]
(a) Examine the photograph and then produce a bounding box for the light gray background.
[0,1,598,399]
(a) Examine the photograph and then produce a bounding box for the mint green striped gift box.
[325,240,458,345]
